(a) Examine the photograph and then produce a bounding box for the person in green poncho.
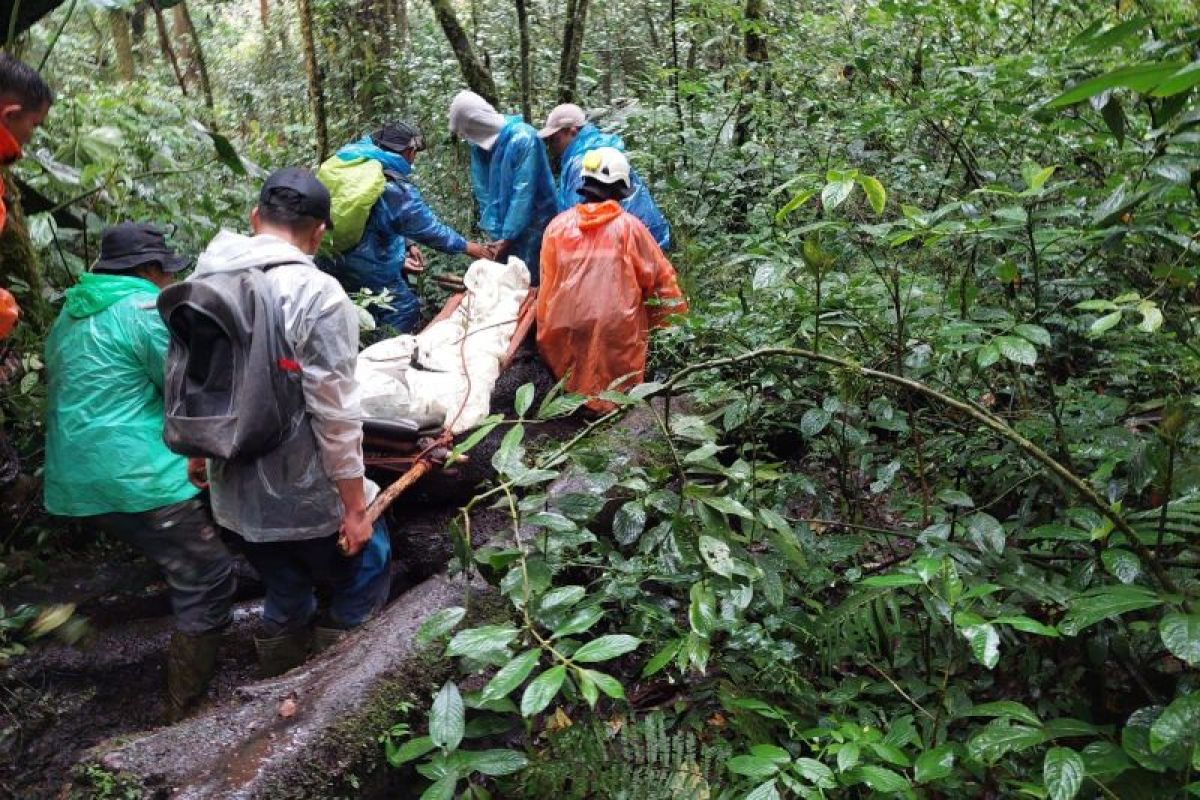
[43,222,235,721]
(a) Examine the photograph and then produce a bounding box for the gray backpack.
[158,265,305,461]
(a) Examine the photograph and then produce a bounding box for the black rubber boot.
[311,625,348,653]
[253,630,310,678]
[165,629,221,723]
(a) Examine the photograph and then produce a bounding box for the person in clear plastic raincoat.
[448,90,557,283]
[319,122,494,332]
[43,222,236,721]
[539,103,671,251]
[537,148,687,413]
[189,169,391,678]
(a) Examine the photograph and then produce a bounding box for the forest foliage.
[1,0,1199,798]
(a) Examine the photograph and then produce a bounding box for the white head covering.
[448,90,507,151]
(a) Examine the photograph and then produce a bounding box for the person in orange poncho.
[537,147,686,413]
[0,54,54,339]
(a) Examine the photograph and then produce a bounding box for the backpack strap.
[383,169,412,187]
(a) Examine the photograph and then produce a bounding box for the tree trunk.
[0,172,48,331]
[733,0,768,148]
[396,0,408,46]
[151,1,189,96]
[428,0,498,106]
[108,10,135,82]
[515,0,532,121]
[297,0,329,160]
[259,0,269,28]
[174,1,214,110]
[556,0,591,104]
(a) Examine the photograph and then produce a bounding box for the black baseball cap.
[93,222,189,273]
[258,167,334,228]
[371,122,426,154]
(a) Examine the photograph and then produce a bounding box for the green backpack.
[316,155,387,254]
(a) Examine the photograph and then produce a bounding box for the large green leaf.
[415,607,467,645]
[1152,61,1200,97]
[854,764,910,793]
[961,700,1042,727]
[968,722,1047,764]
[821,179,855,210]
[445,625,519,659]
[727,755,781,780]
[457,748,530,776]
[1058,585,1164,636]
[699,534,735,578]
[430,680,464,751]
[573,634,641,663]
[386,735,436,767]
[997,335,1037,366]
[479,650,541,703]
[1160,614,1200,666]
[1047,62,1185,108]
[520,665,566,717]
[1043,747,1084,800]
[1150,693,1200,755]
[914,745,955,783]
[857,174,887,214]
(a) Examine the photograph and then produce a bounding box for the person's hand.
[187,457,209,490]
[490,240,511,260]
[464,241,492,260]
[337,508,373,556]
[402,245,426,275]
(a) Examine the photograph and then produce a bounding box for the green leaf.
[430,681,465,751]
[752,745,792,764]
[1101,548,1141,584]
[699,535,735,578]
[457,748,529,777]
[854,764,910,792]
[962,700,1042,727]
[968,722,1047,764]
[700,495,755,520]
[1058,585,1164,636]
[991,615,1060,637]
[480,650,541,704]
[539,586,586,613]
[386,735,436,767]
[728,755,781,780]
[689,582,718,638]
[514,383,535,417]
[642,639,682,677]
[775,189,816,223]
[579,668,625,700]
[821,179,855,210]
[416,607,467,646]
[1044,747,1084,800]
[1160,614,1200,666]
[1152,61,1200,97]
[837,742,861,772]
[1137,300,1163,333]
[551,606,604,639]
[1101,95,1126,146]
[1150,693,1200,754]
[915,745,955,783]
[1089,310,1124,336]
[573,634,641,663]
[961,623,1000,669]
[448,418,502,462]
[420,775,459,800]
[1080,741,1132,781]
[792,757,836,787]
[857,175,887,214]
[446,625,519,659]
[1047,62,1186,108]
[1023,164,1056,192]
[996,335,1037,366]
[520,666,566,717]
[975,341,1001,369]
[613,502,647,546]
[1013,324,1052,347]
[801,408,831,437]
[744,780,781,800]
[967,512,1006,554]
[860,573,923,588]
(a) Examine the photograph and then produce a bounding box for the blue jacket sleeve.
[390,182,468,253]
[623,170,672,251]
[556,155,584,212]
[499,134,541,241]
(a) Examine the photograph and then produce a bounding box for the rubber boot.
[312,625,347,654]
[254,630,310,678]
[165,629,221,723]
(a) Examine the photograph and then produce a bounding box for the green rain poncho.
[43,273,196,516]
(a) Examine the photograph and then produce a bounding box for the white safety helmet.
[580,147,631,189]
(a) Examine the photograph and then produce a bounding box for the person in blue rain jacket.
[538,103,671,251]
[320,122,493,332]
[448,90,557,284]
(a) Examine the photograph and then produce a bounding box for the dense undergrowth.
[1,0,1198,798]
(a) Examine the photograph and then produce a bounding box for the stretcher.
[361,286,539,524]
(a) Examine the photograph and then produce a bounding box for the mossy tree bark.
[174,1,214,111]
[515,0,532,121]
[556,0,591,104]
[733,0,769,148]
[297,0,329,160]
[108,10,135,82]
[428,0,498,106]
[0,172,49,331]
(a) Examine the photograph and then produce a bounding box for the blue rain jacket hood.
[328,136,468,333]
[44,273,197,517]
[557,124,671,251]
[469,116,557,282]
